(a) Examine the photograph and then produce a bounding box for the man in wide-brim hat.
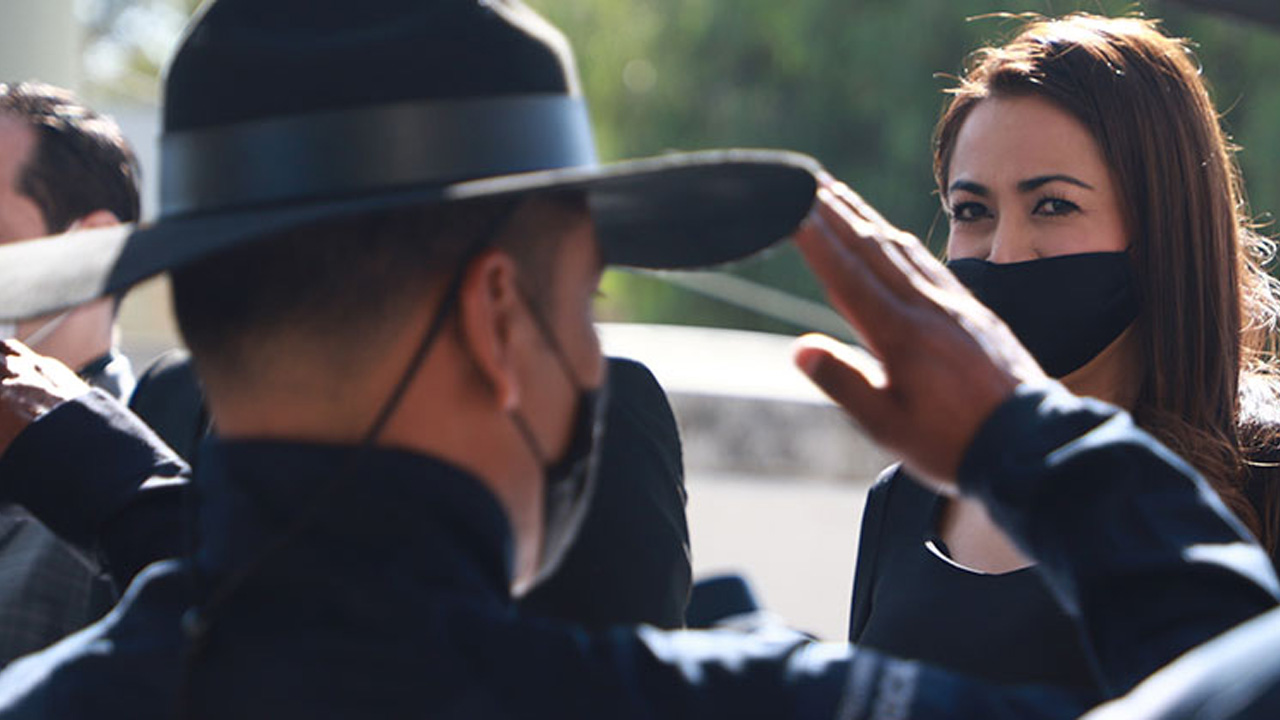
[0,0,1275,718]
[0,0,833,713]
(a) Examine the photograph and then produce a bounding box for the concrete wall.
[600,324,893,639]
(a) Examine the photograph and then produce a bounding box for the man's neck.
[19,299,116,372]
[207,362,544,592]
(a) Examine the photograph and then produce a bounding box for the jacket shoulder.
[0,560,188,719]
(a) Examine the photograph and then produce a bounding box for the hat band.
[160,94,598,217]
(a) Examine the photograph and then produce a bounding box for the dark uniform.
[0,382,1271,718]
[128,351,694,630]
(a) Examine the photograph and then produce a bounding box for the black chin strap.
[176,206,515,717]
[504,287,586,480]
[509,410,550,468]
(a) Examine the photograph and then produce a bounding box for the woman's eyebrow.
[948,175,1095,197]
[948,179,988,196]
[1017,174,1095,192]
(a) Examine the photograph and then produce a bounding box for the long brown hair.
[933,14,1280,550]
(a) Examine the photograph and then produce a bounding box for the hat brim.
[0,149,819,321]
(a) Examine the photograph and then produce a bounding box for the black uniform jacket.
[0,383,1273,718]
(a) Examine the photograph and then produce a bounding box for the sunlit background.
[2,0,1278,638]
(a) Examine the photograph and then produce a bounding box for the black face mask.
[508,296,608,594]
[946,252,1139,378]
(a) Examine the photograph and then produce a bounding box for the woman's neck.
[1061,325,1142,410]
[936,324,1143,574]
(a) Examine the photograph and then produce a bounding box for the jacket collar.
[193,439,515,602]
[79,348,136,401]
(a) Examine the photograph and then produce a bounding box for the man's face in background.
[0,116,48,245]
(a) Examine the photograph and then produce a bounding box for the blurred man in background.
[0,81,140,663]
[0,82,138,398]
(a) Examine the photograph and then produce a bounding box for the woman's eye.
[1033,197,1080,217]
[949,201,989,222]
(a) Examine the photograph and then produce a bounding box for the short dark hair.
[0,81,141,232]
[172,193,586,385]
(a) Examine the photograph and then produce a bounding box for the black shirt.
[849,466,1097,691]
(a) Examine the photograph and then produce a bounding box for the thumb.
[792,334,891,433]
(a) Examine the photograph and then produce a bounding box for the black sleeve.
[959,381,1280,697]
[848,466,895,642]
[128,348,210,465]
[0,390,189,592]
[1079,604,1280,720]
[620,622,1094,720]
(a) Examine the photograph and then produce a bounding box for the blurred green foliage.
[85,0,1280,335]
[525,0,1280,334]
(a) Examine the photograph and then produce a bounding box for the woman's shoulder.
[865,464,940,523]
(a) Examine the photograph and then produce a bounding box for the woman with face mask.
[846,13,1280,695]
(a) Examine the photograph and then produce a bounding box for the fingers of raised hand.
[818,171,892,228]
[819,176,966,294]
[796,188,922,344]
[0,341,41,386]
[0,340,90,413]
[0,340,26,373]
[792,333,893,434]
[0,343,91,455]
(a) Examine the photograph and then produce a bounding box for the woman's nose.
[987,220,1037,263]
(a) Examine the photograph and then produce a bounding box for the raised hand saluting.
[792,173,1046,491]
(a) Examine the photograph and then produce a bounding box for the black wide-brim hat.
[0,0,819,320]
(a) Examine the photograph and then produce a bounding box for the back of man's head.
[0,82,140,232]
[171,192,586,401]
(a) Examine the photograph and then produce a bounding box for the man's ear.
[68,210,121,231]
[456,248,526,411]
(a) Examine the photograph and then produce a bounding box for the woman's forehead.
[947,95,1111,192]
